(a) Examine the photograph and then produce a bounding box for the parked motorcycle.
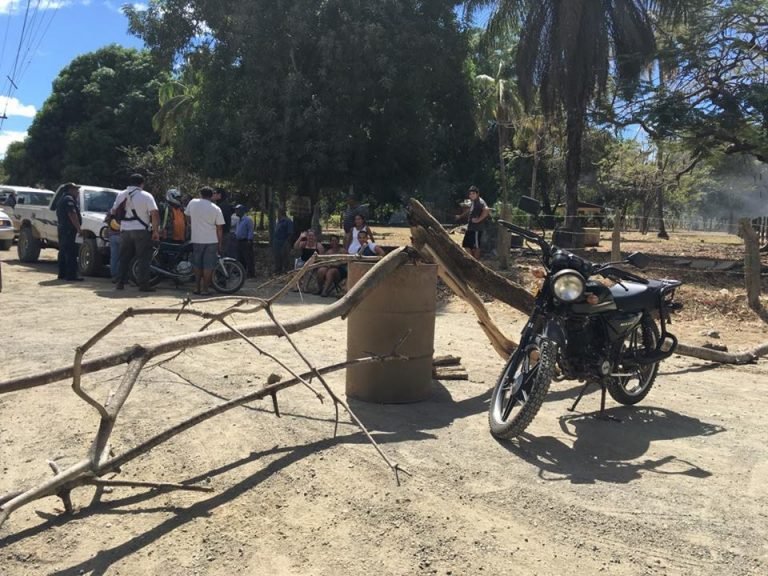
[130,241,246,294]
[489,196,683,439]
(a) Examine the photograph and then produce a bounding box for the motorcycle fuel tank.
[570,281,617,314]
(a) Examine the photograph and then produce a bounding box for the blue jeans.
[109,233,121,280]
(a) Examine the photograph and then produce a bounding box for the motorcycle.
[489,196,683,439]
[131,241,246,294]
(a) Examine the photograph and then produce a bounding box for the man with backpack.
[110,173,160,292]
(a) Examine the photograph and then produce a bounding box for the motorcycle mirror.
[627,252,650,269]
[518,195,541,216]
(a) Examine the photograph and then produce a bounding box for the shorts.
[462,230,481,249]
[192,243,219,270]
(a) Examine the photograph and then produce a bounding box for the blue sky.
[0,1,145,157]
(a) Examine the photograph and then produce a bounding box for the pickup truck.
[15,184,121,276]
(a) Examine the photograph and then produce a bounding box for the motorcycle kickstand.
[594,384,621,422]
[568,381,591,412]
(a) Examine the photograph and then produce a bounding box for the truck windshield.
[83,190,117,213]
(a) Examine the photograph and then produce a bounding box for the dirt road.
[1,251,767,575]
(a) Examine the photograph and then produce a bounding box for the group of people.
[103,177,257,295]
[55,179,487,294]
[290,206,386,297]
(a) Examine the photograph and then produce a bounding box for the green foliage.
[3,45,168,188]
[125,0,477,210]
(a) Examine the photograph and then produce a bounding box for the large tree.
[126,0,476,209]
[464,0,692,240]
[3,45,168,188]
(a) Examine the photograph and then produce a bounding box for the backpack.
[110,189,148,229]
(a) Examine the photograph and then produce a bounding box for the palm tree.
[475,56,519,268]
[465,1,690,242]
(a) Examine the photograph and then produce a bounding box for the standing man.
[112,173,160,292]
[272,208,294,274]
[456,185,490,260]
[234,204,256,278]
[212,188,233,256]
[56,183,83,282]
[186,186,224,295]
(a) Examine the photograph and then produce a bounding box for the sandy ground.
[1,245,768,576]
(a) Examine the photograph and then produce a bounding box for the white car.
[0,208,13,250]
[15,184,121,276]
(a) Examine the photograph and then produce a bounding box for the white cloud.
[0,96,36,118]
[0,0,73,14]
[0,130,27,158]
[103,1,147,13]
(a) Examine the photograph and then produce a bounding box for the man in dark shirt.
[456,185,490,259]
[213,188,233,257]
[56,183,83,281]
[272,208,294,274]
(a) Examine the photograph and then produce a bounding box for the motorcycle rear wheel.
[212,259,246,294]
[488,336,555,439]
[607,314,660,405]
[129,257,163,287]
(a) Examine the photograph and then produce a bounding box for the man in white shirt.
[185,186,225,295]
[111,173,160,291]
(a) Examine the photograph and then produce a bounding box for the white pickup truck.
[15,184,121,276]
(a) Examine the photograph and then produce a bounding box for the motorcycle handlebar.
[497,220,550,252]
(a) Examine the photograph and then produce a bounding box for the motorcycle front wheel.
[212,258,246,294]
[488,335,555,439]
[607,313,660,405]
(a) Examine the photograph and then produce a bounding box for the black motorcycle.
[130,241,246,294]
[489,196,683,439]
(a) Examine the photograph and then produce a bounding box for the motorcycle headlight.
[551,270,585,302]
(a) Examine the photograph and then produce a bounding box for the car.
[0,186,55,237]
[14,184,121,276]
[0,208,14,250]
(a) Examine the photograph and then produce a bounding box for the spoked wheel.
[212,258,245,294]
[488,336,555,439]
[607,314,660,405]
[130,257,162,287]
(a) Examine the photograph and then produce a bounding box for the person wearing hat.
[455,185,489,259]
[234,204,255,278]
[56,183,83,281]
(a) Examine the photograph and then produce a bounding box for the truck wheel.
[17,226,41,262]
[78,238,102,276]
[0,239,11,251]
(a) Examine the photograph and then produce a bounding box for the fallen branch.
[1,247,412,395]
[0,248,415,531]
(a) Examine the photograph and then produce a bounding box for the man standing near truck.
[56,183,83,281]
[112,173,160,292]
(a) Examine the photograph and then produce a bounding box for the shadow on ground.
[503,405,724,485]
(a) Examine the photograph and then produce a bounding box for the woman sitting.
[317,234,346,297]
[346,214,375,254]
[293,229,325,291]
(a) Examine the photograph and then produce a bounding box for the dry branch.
[0,249,415,531]
[409,199,768,366]
[0,247,412,396]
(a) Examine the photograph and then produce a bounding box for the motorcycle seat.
[610,280,665,312]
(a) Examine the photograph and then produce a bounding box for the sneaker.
[115,283,125,291]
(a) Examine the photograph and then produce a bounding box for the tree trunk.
[564,107,584,232]
[408,199,535,314]
[611,208,624,262]
[656,184,669,239]
[496,119,511,269]
[740,218,763,313]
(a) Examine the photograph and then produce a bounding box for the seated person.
[346,214,375,254]
[317,234,346,297]
[355,229,385,257]
[293,229,325,291]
